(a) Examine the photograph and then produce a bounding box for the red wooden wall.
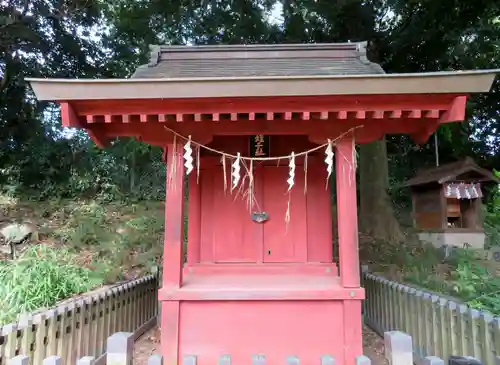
[190,135,333,265]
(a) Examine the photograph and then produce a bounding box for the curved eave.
[26,70,499,101]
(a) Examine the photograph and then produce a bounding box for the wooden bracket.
[60,102,109,147]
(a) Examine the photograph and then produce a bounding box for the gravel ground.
[133,325,388,365]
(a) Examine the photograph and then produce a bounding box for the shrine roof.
[404,157,500,187]
[131,42,386,79]
[26,42,499,100]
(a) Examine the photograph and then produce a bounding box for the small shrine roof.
[131,42,385,79]
[404,157,500,187]
[26,42,498,100]
[24,42,499,148]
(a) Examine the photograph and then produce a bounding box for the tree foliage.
[0,0,498,213]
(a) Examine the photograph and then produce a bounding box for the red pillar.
[335,135,363,365]
[160,143,185,365]
[335,135,360,288]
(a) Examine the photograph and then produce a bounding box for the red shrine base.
[159,265,365,365]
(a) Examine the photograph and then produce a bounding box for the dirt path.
[133,326,387,365]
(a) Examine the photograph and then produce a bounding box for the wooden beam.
[439,95,467,123]
[408,110,422,118]
[410,120,440,145]
[60,102,108,147]
[95,118,443,145]
[337,111,347,119]
[69,93,463,116]
[425,110,440,118]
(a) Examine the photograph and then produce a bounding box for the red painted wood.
[439,95,466,123]
[66,93,463,116]
[262,166,307,263]
[55,89,471,364]
[60,103,107,147]
[181,263,338,276]
[196,156,333,264]
[162,144,185,289]
[199,170,214,263]
[335,135,360,288]
[160,144,185,365]
[92,117,449,147]
[178,301,346,365]
[161,302,180,365]
[187,172,201,265]
[343,300,363,365]
[159,273,364,301]
[211,168,261,263]
[306,167,333,262]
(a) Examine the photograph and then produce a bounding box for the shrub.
[0,245,103,324]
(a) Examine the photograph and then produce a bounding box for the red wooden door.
[201,167,261,263]
[262,166,308,263]
[199,161,330,264]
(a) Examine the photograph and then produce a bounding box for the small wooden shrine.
[27,43,498,365]
[405,157,500,249]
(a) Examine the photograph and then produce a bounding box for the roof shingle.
[131,42,385,79]
[403,157,500,187]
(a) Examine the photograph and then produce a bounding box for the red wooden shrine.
[28,43,497,365]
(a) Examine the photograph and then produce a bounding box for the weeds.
[0,198,165,324]
[376,241,500,316]
[0,246,103,324]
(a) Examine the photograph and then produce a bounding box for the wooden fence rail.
[363,270,500,365]
[5,331,487,365]
[0,273,159,365]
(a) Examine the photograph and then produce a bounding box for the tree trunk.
[359,138,404,242]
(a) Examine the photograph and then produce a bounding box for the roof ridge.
[155,42,366,51]
[146,42,370,67]
[134,41,391,78]
[404,157,500,187]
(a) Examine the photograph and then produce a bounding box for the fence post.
[422,356,445,365]
[356,355,371,365]
[106,332,134,365]
[148,354,163,365]
[183,355,197,365]
[448,356,482,365]
[218,355,231,365]
[320,355,334,365]
[384,331,413,365]
[77,356,96,365]
[7,355,29,365]
[42,356,62,365]
[252,355,266,365]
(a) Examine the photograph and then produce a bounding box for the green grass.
[0,245,102,323]
[0,198,165,324]
[371,240,500,315]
